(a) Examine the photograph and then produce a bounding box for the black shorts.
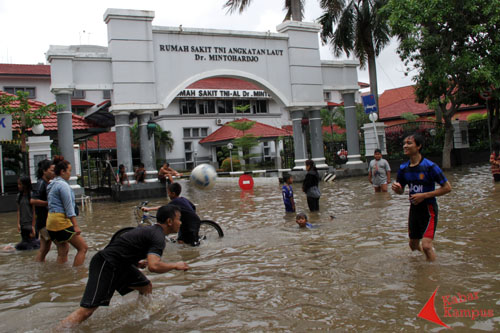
[494,174,500,182]
[48,226,76,243]
[408,202,438,240]
[80,252,151,308]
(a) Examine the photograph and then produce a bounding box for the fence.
[385,121,445,160]
[468,119,489,151]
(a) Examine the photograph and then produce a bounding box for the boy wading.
[392,134,451,262]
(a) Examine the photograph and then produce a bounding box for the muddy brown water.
[0,164,498,332]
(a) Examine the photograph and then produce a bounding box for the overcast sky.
[0,0,414,94]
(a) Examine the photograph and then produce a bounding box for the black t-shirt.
[32,178,49,231]
[100,225,166,267]
[168,197,200,245]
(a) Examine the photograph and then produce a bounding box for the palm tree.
[130,123,174,155]
[224,0,305,21]
[318,0,391,113]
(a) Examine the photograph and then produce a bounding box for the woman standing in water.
[302,159,321,212]
[46,156,88,266]
[31,159,55,262]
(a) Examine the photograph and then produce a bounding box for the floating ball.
[190,164,217,190]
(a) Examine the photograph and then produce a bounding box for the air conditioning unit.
[216,119,224,126]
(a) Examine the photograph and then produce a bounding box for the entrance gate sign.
[0,114,12,141]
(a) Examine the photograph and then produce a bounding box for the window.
[235,100,251,113]
[217,100,233,113]
[103,90,111,99]
[324,91,331,101]
[180,100,197,114]
[183,128,209,138]
[199,100,216,114]
[253,100,268,114]
[72,90,85,99]
[184,142,192,151]
[4,87,36,98]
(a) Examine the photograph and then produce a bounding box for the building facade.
[46,8,363,179]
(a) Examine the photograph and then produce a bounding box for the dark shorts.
[48,226,76,243]
[408,202,438,240]
[80,252,151,308]
[494,174,500,182]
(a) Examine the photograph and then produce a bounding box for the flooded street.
[0,163,498,332]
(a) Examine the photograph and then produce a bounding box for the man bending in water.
[59,205,189,328]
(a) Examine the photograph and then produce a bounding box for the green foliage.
[220,157,241,171]
[226,120,256,132]
[386,0,500,166]
[234,103,251,113]
[468,119,490,152]
[0,91,60,173]
[130,122,174,153]
[400,112,419,122]
[225,120,260,168]
[467,113,488,122]
[223,0,305,21]
[0,91,58,130]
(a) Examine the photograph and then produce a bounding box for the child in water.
[296,212,314,229]
[282,174,296,213]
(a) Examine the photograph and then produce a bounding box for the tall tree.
[224,0,305,21]
[318,0,391,113]
[387,0,500,168]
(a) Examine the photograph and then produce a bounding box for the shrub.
[467,113,487,122]
[220,157,241,172]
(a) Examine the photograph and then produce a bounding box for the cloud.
[0,0,414,92]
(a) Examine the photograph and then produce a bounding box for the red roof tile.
[282,124,345,135]
[2,91,103,132]
[72,99,95,107]
[379,85,488,121]
[187,78,261,90]
[327,101,343,107]
[0,63,50,76]
[199,118,291,144]
[379,85,433,120]
[80,132,117,150]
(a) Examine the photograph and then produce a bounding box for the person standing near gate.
[302,160,321,212]
[368,148,391,192]
[391,133,451,262]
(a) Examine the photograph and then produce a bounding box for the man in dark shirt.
[59,205,189,328]
[143,182,201,246]
[392,133,451,262]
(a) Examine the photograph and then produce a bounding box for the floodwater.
[0,164,498,332]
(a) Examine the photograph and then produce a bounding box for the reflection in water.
[0,164,498,332]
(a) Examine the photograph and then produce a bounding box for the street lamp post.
[227,142,234,172]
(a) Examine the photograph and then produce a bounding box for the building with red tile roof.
[1,91,107,141]
[80,131,117,151]
[379,85,487,126]
[199,118,291,144]
[0,64,50,76]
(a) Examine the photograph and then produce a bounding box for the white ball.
[190,164,217,190]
